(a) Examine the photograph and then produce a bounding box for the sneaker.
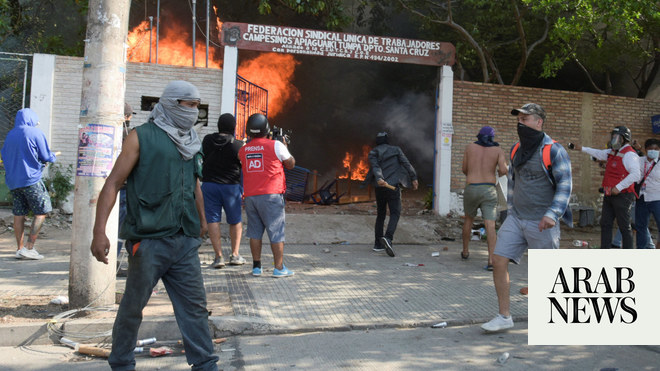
[481,314,514,332]
[372,243,385,252]
[252,267,262,276]
[381,237,395,257]
[15,248,25,259]
[273,265,294,278]
[229,254,246,265]
[212,256,225,269]
[18,248,44,260]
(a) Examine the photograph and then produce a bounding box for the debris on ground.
[150,346,174,357]
[497,351,510,364]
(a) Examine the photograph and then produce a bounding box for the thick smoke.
[129,1,439,185]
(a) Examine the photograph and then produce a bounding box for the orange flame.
[338,145,371,180]
[127,20,222,68]
[237,54,301,118]
[126,10,300,118]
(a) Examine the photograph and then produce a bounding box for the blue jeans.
[109,235,218,371]
[635,197,660,249]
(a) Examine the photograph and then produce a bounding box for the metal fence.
[235,74,268,141]
[0,52,32,148]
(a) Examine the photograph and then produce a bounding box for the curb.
[0,314,529,347]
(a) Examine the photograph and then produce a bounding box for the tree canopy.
[0,0,87,55]
[523,0,660,98]
[258,0,659,97]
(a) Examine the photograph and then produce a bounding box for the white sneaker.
[15,248,26,259]
[19,248,44,260]
[481,314,514,332]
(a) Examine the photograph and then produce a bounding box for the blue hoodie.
[1,108,56,190]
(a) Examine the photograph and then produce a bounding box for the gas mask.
[610,134,624,151]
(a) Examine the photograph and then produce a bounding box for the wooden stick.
[381,182,396,190]
[77,345,111,358]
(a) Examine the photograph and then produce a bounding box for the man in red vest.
[239,113,296,277]
[571,126,640,249]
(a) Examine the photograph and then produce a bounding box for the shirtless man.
[461,126,508,270]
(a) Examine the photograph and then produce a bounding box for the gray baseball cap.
[511,103,546,121]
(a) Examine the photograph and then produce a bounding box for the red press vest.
[602,145,636,194]
[240,137,286,197]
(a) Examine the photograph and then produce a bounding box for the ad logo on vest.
[246,153,264,172]
[528,250,660,345]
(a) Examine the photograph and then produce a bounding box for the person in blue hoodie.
[1,108,56,260]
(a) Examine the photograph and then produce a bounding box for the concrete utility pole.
[69,0,130,308]
[433,65,454,216]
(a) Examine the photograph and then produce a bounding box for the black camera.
[270,126,292,145]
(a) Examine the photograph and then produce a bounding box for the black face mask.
[517,123,542,141]
[514,123,544,167]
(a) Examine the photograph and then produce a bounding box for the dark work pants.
[374,187,402,245]
[601,192,635,249]
[109,235,219,371]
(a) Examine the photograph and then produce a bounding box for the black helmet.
[246,113,269,138]
[611,126,631,142]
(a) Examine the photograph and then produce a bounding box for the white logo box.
[528,249,660,345]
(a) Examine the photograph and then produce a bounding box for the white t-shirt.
[274,140,292,162]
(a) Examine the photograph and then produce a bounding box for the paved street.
[0,213,658,369]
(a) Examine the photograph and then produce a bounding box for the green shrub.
[44,163,74,209]
[423,187,433,210]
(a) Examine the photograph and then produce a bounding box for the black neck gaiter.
[513,123,544,167]
[475,134,499,147]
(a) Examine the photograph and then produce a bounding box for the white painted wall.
[31,55,225,169]
[29,54,55,149]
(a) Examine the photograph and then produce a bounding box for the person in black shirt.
[365,132,418,257]
[201,113,246,268]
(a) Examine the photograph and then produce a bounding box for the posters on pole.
[76,124,116,177]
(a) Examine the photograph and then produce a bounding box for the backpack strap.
[510,140,557,187]
[510,142,521,162]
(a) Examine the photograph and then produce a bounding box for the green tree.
[391,0,550,85]
[257,0,350,29]
[523,0,660,98]
[0,0,88,55]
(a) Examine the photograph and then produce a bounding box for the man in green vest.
[91,81,218,371]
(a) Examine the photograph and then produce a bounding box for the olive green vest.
[120,121,200,240]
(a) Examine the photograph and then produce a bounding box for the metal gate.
[0,52,32,148]
[234,74,268,140]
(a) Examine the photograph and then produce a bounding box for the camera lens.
[568,143,575,150]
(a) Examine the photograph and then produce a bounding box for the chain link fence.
[0,52,32,148]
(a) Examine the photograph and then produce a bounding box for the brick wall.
[452,81,660,202]
[50,56,223,167]
[45,57,660,203]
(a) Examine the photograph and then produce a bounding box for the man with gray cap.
[482,103,572,332]
[201,113,246,268]
[461,126,508,270]
[366,132,418,257]
[91,81,218,370]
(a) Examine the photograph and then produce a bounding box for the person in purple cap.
[461,126,507,270]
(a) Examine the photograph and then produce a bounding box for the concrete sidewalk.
[0,213,524,347]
